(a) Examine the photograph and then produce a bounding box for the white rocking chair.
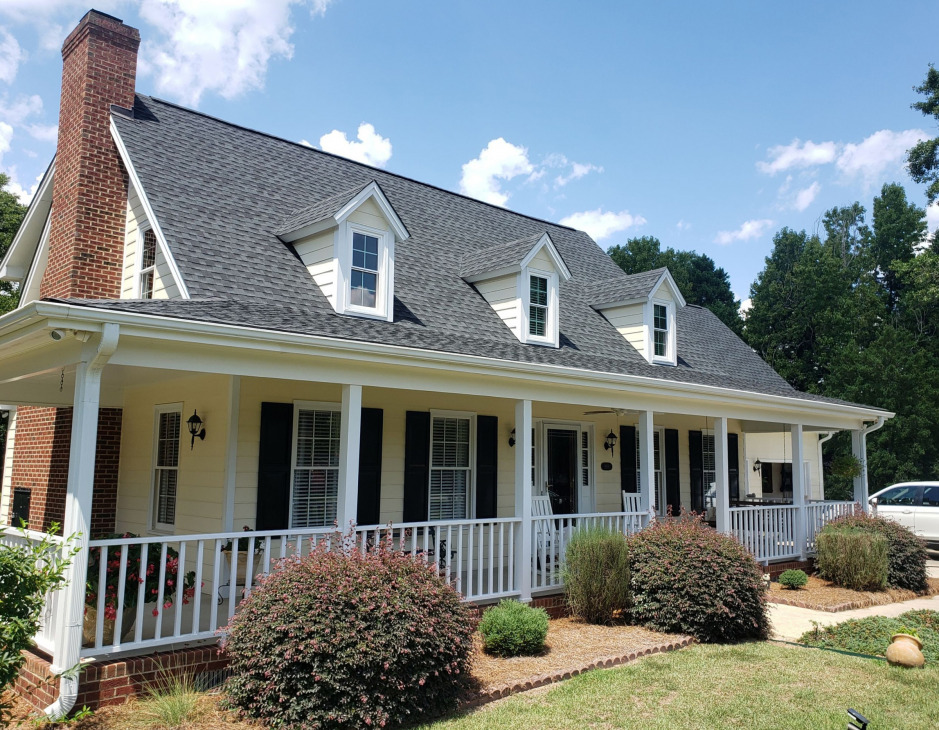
[621,491,645,534]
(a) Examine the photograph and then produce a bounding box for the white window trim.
[290,400,342,529]
[149,402,183,534]
[428,410,477,521]
[648,298,676,365]
[520,267,560,347]
[335,220,395,322]
[135,222,157,299]
[635,427,666,515]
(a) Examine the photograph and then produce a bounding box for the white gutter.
[44,324,120,720]
[0,300,894,423]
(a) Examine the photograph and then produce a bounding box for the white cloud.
[757,139,838,175]
[25,123,57,142]
[0,94,42,125]
[459,138,534,206]
[4,169,42,204]
[0,29,25,85]
[318,123,392,167]
[676,219,690,231]
[792,181,821,212]
[559,208,646,241]
[739,298,753,316]
[299,139,314,147]
[137,0,335,107]
[927,201,939,237]
[714,219,774,245]
[0,121,12,158]
[836,128,929,185]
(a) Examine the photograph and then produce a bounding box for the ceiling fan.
[583,408,638,416]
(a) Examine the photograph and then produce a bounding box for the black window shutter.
[664,429,680,516]
[727,432,740,506]
[403,411,431,522]
[619,425,637,493]
[475,415,498,519]
[689,430,704,513]
[256,402,294,531]
[356,408,383,526]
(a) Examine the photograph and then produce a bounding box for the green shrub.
[778,569,808,590]
[0,526,76,722]
[223,531,474,730]
[816,527,888,591]
[826,512,928,591]
[799,610,939,662]
[562,526,630,624]
[478,599,549,657]
[627,514,769,643]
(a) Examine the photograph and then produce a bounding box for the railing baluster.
[245,536,256,598]
[94,546,106,649]
[174,541,186,638]
[154,542,169,641]
[488,522,494,596]
[210,539,222,632]
[191,540,204,636]
[133,543,148,644]
[227,542,238,620]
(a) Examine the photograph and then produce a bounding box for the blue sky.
[1,1,937,302]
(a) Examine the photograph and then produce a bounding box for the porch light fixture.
[753,458,762,472]
[186,410,206,450]
[603,430,617,456]
[508,428,516,448]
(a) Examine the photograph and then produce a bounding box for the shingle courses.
[102,95,879,410]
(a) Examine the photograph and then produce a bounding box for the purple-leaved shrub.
[223,532,474,729]
[627,513,770,643]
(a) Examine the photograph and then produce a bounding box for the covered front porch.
[0,302,887,669]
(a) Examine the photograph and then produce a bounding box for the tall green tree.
[907,64,939,206]
[871,183,927,305]
[0,173,27,316]
[607,236,743,334]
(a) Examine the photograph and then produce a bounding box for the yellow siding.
[0,409,16,524]
[347,198,388,230]
[115,374,234,536]
[742,431,823,500]
[528,247,556,273]
[121,183,180,300]
[475,274,519,338]
[600,303,646,358]
[293,229,336,303]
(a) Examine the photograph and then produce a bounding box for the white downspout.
[44,324,119,720]
[855,416,886,511]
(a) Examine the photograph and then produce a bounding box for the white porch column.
[791,423,807,559]
[51,324,118,711]
[638,411,655,518]
[851,429,868,510]
[337,384,362,530]
[713,417,730,534]
[514,399,533,602]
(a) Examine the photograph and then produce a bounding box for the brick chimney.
[40,10,140,300]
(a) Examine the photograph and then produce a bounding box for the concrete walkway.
[770,592,939,641]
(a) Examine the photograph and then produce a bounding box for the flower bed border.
[467,636,695,707]
[768,580,939,612]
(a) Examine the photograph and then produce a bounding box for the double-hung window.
[429,414,473,521]
[151,406,181,531]
[653,303,668,358]
[702,430,716,508]
[529,275,548,338]
[350,231,380,309]
[139,228,157,299]
[291,406,341,528]
[635,430,664,514]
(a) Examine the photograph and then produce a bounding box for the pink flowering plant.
[85,533,196,620]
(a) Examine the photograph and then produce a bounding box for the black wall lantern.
[187,410,206,450]
[603,429,618,457]
[508,428,516,448]
[752,458,763,472]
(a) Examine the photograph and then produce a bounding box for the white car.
[869,482,939,548]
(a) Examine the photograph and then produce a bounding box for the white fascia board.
[0,158,55,282]
[649,270,687,308]
[590,296,646,310]
[335,181,410,241]
[520,233,572,282]
[462,264,522,284]
[8,299,897,424]
[276,217,335,243]
[110,117,191,299]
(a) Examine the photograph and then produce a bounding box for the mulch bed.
[469,617,693,704]
[767,575,939,612]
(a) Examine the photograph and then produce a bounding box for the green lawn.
[421,642,939,730]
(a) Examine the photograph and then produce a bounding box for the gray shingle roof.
[587,268,668,306]
[460,233,545,278]
[274,182,370,236]
[97,95,879,411]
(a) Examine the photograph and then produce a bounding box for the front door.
[546,428,578,515]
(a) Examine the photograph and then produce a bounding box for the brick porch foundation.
[765,558,815,580]
[14,646,229,714]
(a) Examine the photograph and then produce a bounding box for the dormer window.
[529,275,548,337]
[653,303,668,357]
[351,231,379,308]
[139,228,156,299]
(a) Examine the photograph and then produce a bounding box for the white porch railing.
[729,505,800,562]
[0,526,64,655]
[531,511,649,591]
[805,500,855,553]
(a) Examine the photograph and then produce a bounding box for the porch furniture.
[621,491,645,533]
